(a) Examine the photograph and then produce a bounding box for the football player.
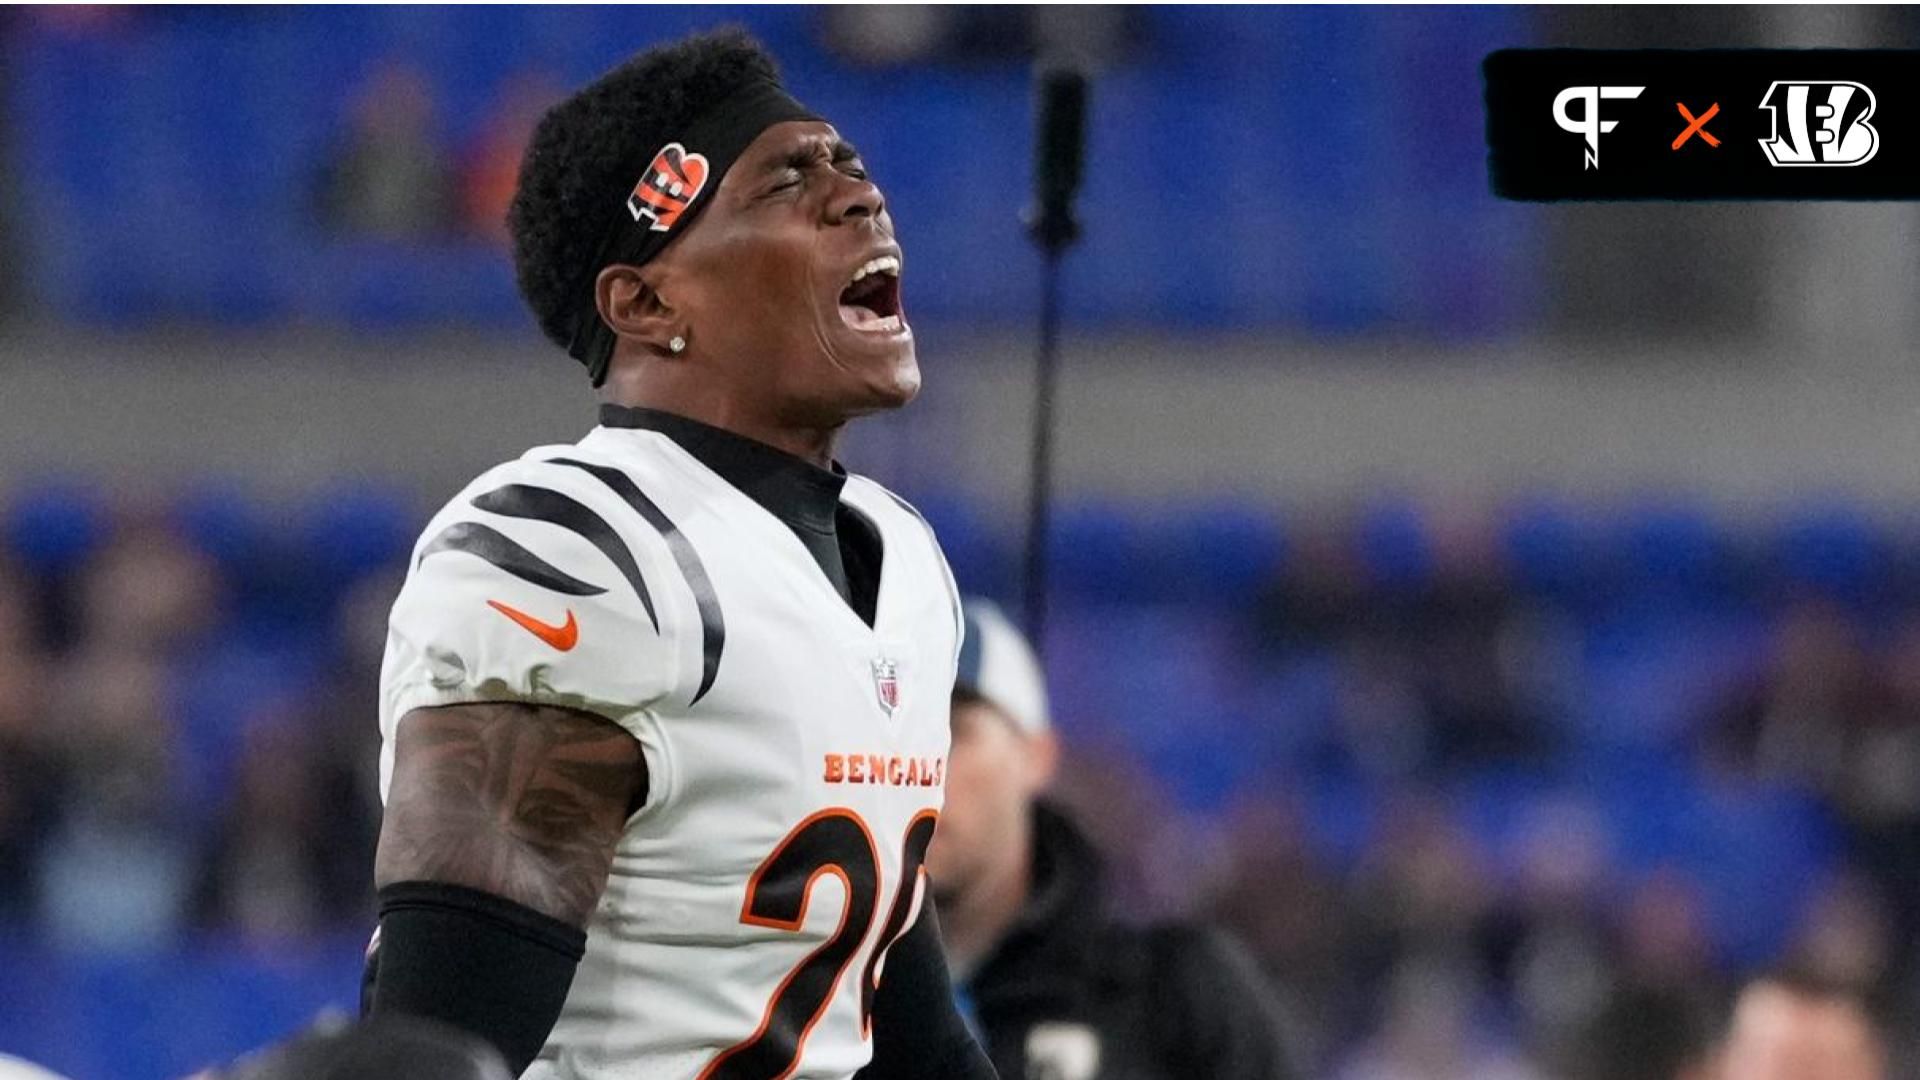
[363,30,995,1080]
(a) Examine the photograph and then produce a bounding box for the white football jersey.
[378,421,963,1080]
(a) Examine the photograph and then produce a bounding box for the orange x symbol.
[1672,102,1721,149]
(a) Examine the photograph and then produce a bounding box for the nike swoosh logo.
[487,599,579,652]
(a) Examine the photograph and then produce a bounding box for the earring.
[669,335,687,355]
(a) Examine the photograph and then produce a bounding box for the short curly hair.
[507,29,782,353]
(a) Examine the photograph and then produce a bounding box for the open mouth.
[838,255,905,334]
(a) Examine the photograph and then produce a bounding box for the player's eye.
[832,146,869,182]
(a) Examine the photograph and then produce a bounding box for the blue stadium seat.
[1046,503,1140,600]
[1143,501,1285,603]
[173,482,267,573]
[1611,499,1736,604]
[10,7,1524,337]
[1772,502,1888,604]
[1500,497,1599,604]
[906,492,1013,603]
[3,481,106,578]
[301,482,419,593]
[1355,497,1432,593]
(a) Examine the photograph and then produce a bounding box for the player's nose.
[825,174,884,226]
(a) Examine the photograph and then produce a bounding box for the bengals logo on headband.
[626,142,710,233]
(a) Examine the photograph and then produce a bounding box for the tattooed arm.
[365,702,647,1071]
[375,701,647,922]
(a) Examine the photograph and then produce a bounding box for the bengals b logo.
[626,142,710,232]
[1758,81,1879,167]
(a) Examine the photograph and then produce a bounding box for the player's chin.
[826,330,920,410]
[865,347,920,409]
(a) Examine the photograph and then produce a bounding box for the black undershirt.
[598,405,883,627]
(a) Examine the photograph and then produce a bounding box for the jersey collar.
[597,405,847,536]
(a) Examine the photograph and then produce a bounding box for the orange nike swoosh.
[487,599,579,652]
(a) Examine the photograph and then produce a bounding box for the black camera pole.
[1021,64,1088,657]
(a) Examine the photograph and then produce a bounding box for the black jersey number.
[859,810,938,1036]
[698,806,938,1080]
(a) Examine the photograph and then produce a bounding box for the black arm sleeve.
[856,898,999,1079]
[363,881,587,1076]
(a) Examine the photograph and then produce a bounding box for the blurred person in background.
[70,515,222,658]
[928,598,1300,1080]
[1042,737,1206,923]
[1715,970,1887,1080]
[1567,871,1724,1080]
[1482,799,1620,1078]
[1406,526,1558,772]
[1344,793,1496,988]
[1335,954,1543,1080]
[34,632,194,949]
[1254,505,1563,786]
[1703,599,1874,793]
[1786,871,1898,1004]
[1204,796,1357,1071]
[458,71,563,246]
[820,6,1140,69]
[320,60,454,240]
[0,565,56,925]
[1827,618,1920,961]
[193,569,396,938]
[32,517,219,950]
[1333,797,1543,1080]
[191,716,372,940]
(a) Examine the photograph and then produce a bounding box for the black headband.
[567,77,820,385]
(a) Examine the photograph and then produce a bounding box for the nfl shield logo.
[871,658,901,717]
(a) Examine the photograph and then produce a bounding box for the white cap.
[953,597,1050,734]
[0,1056,71,1080]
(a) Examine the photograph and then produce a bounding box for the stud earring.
[669,335,687,355]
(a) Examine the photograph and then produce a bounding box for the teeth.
[849,255,901,284]
[847,312,904,333]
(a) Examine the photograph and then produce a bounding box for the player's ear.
[595,262,687,357]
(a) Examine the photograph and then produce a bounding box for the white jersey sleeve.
[378,453,691,798]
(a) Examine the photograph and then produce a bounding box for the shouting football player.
[363,30,995,1080]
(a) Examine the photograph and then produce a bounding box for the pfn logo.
[1553,85,1646,169]
[1758,81,1879,166]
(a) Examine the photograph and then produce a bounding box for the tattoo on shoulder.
[375,701,647,927]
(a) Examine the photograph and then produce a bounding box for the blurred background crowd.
[4,5,1920,1079]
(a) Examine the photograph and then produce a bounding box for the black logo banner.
[1486,49,1920,199]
